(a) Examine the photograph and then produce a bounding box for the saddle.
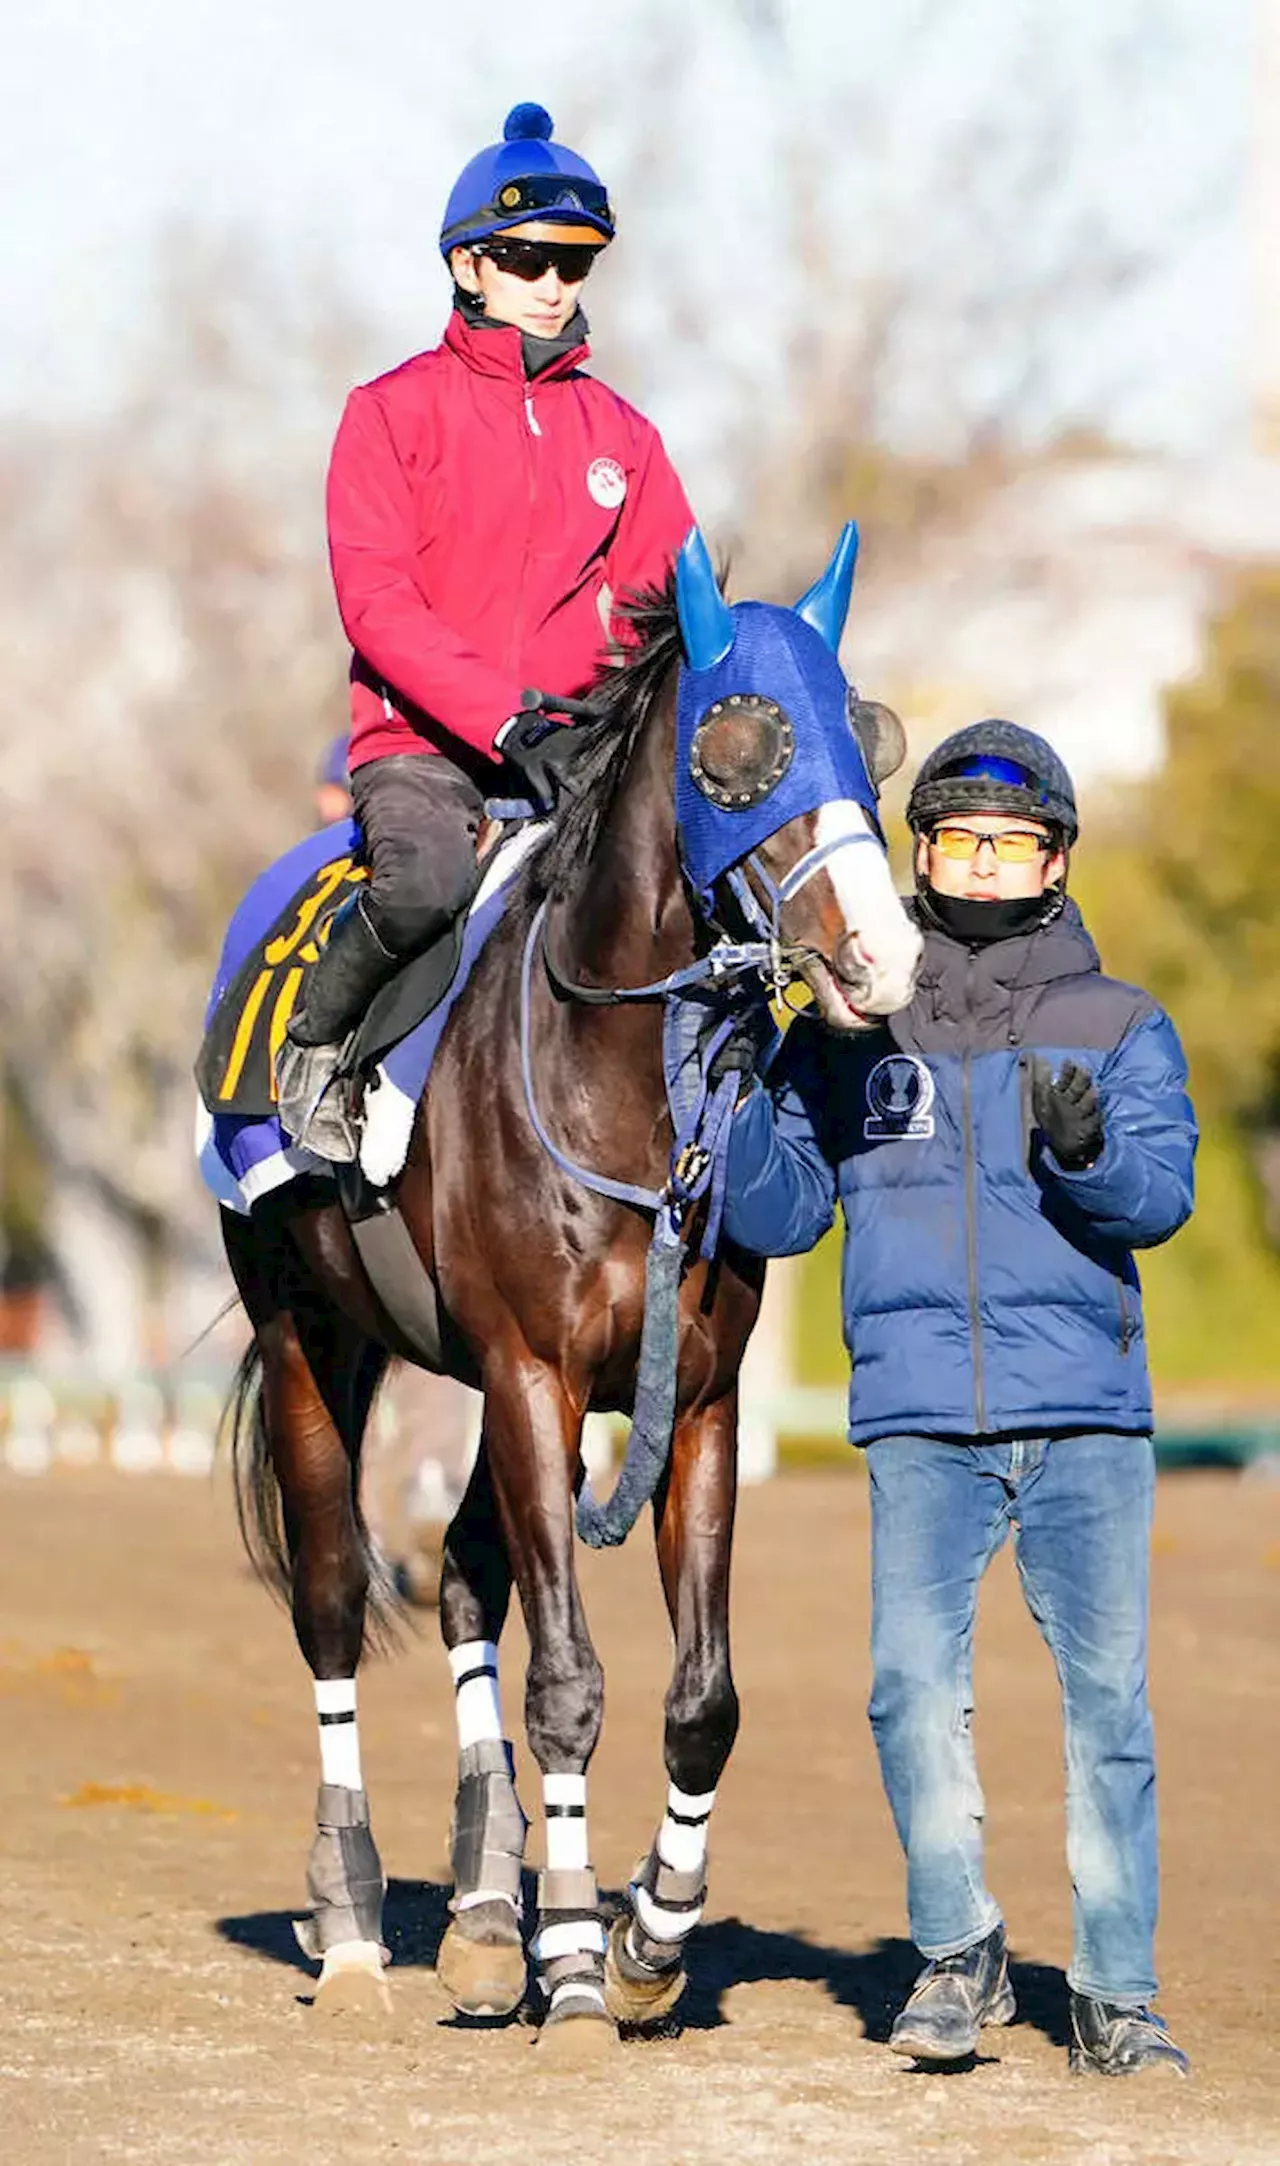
[196,822,502,1121]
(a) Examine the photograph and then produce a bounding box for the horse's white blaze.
[814,800,922,1017]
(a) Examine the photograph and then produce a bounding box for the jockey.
[277,103,694,1151]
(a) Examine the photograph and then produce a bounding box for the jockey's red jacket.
[326,309,694,771]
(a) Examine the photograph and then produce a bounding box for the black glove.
[500,693,598,813]
[706,1003,779,1096]
[1031,1056,1104,1170]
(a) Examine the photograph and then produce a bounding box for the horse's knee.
[525,1642,604,1773]
[664,1657,739,1796]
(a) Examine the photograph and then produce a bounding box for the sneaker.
[1069,1993,1190,2077]
[889,1923,1016,2063]
[275,1039,359,1163]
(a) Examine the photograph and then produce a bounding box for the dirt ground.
[1,1462,1277,2166]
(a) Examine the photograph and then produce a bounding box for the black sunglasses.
[476,238,601,284]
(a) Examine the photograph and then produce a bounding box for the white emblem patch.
[587,456,627,509]
[864,1054,935,1141]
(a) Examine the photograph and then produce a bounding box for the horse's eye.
[689,696,794,809]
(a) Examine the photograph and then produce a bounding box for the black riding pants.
[352,752,486,957]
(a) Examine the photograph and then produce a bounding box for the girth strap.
[340,1187,445,1371]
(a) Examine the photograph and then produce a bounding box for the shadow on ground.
[216,1884,1069,2045]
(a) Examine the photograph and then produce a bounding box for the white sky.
[2,0,1246,475]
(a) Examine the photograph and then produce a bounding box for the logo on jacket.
[865,1054,935,1141]
[587,456,627,509]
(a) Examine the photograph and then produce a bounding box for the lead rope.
[519,903,743,1548]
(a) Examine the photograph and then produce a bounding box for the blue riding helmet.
[907,719,1078,843]
[439,104,615,257]
[315,732,350,789]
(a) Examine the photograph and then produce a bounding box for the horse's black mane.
[524,577,681,905]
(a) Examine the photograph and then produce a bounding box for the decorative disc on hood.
[689,695,795,810]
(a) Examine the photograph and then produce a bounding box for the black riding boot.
[275,895,400,1160]
[288,893,399,1047]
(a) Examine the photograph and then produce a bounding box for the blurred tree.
[1078,568,1280,1136]
[1071,567,1280,1391]
[0,235,368,1359]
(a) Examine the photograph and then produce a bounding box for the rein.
[538,827,882,1010]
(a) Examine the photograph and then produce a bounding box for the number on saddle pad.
[196,854,368,1119]
[196,852,469,1121]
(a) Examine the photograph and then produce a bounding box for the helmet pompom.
[504,103,554,142]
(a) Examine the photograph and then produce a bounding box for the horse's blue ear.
[676,527,735,670]
[794,521,860,652]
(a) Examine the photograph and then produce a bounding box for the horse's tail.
[222,1338,403,1642]
[225,1342,292,1602]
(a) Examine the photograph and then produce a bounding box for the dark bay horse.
[220,528,922,2056]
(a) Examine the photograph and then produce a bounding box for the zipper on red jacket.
[508,388,540,670]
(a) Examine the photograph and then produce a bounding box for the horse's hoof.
[436,1917,527,2018]
[312,1939,392,2018]
[536,2000,620,2065]
[603,1914,685,2026]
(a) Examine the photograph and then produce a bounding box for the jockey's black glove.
[706,1003,779,1098]
[499,695,595,813]
[1031,1056,1104,1170]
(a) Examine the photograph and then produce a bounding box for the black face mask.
[922,887,1060,946]
[454,285,588,377]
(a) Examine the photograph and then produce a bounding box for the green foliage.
[1075,568,1280,1127]
[1137,1121,1280,1387]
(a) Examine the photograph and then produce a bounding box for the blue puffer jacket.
[724,900,1197,1444]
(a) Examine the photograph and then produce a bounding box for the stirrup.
[276,1038,359,1163]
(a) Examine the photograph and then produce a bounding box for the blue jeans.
[865,1432,1158,2005]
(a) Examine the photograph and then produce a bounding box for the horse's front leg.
[480,1348,615,2059]
[433,1438,530,2018]
[605,1387,740,2026]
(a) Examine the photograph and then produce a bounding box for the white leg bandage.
[536,1777,605,2011]
[543,1772,589,1872]
[314,1677,362,1791]
[448,1639,504,1749]
[633,1783,715,1943]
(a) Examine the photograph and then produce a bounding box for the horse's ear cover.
[676,528,736,671]
[849,697,908,787]
[794,521,860,653]
[674,527,882,908]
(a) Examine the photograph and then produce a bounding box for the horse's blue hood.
[673,533,881,909]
